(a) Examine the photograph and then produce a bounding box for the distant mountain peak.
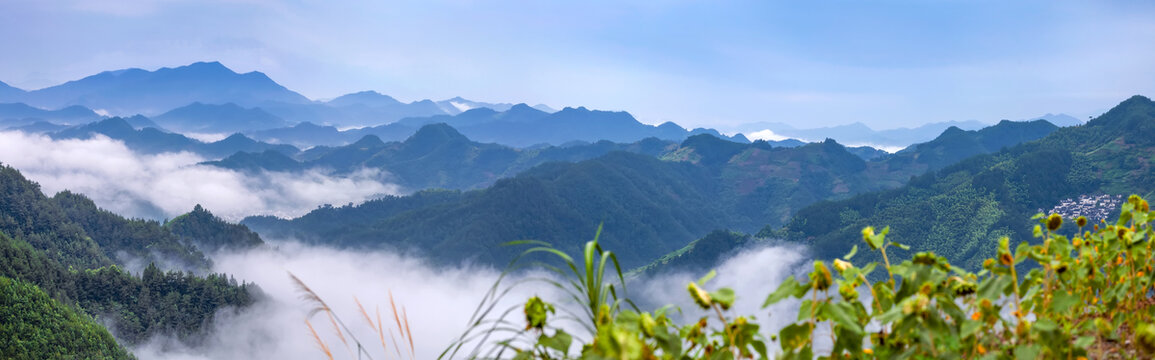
[509,103,535,111]
[22,61,310,115]
[221,133,254,142]
[502,103,546,117]
[157,61,238,77]
[459,107,499,117]
[187,61,228,70]
[95,116,135,130]
[351,134,386,148]
[328,90,401,107]
[1085,94,1154,130]
[941,126,966,135]
[407,123,470,145]
[0,80,25,94]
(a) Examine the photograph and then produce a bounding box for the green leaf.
[893,242,910,251]
[538,329,572,353]
[710,287,736,309]
[1050,291,1079,314]
[1014,344,1040,360]
[697,269,717,285]
[843,245,858,260]
[978,274,1011,300]
[1014,241,1031,264]
[763,276,806,308]
[778,322,813,351]
[821,302,864,336]
[1033,318,1058,332]
[875,305,904,324]
[961,319,983,338]
[1074,336,1095,349]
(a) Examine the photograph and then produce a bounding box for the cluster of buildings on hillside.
[1040,194,1124,224]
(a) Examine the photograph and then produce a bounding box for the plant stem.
[880,245,896,287]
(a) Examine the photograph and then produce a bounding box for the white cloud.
[129,241,562,360]
[634,245,810,340]
[449,101,473,112]
[182,132,230,143]
[744,129,789,142]
[0,130,400,221]
[841,143,904,154]
[127,241,817,359]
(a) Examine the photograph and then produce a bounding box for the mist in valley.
[0,130,400,221]
[0,129,816,359]
[123,240,811,359]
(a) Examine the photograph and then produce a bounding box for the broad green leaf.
[1032,318,1058,332]
[778,322,813,351]
[710,287,736,309]
[1050,291,1079,314]
[1014,344,1040,360]
[763,276,806,307]
[868,235,884,251]
[538,329,572,353]
[978,274,1011,300]
[1074,336,1095,349]
[961,319,982,338]
[821,302,864,336]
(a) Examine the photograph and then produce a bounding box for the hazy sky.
[3,0,1154,129]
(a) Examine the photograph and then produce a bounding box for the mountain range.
[242,116,1059,269]
[0,62,761,147]
[246,104,750,148]
[0,102,103,127]
[51,117,298,159]
[0,62,309,116]
[209,123,677,191]
[738,113,1081,150]
[757,95,1155,271]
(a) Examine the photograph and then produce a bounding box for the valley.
[3,2,1154,357]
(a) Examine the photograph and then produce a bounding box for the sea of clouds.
[0,128,819,358]
[0,130,400,221]
[122,241,812,359]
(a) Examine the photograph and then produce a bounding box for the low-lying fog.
[0,129,817,358]
[0,130,400,221]
[129,241,811,359]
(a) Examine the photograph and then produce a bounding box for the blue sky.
[3,0,1154,129]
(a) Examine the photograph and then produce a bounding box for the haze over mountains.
[0,60,1133,360]
[0,61,1081,151]
[242,116,1061,269]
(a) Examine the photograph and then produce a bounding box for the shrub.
[489,195,1155,359]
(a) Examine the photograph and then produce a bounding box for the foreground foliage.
[463,195,1155,359]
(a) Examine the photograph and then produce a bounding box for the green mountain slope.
[0,163,258,346]
[0,276,133,360]
[245,118,1058,269]
[766,95,1155,270]
[166,204,264,252]
[211,123,679,191]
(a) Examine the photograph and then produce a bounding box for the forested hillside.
[245,118,1058,268]
[0,276,133,360]
[0,163,259,346]
[210,123,678,191]
[768,95,1155,269]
